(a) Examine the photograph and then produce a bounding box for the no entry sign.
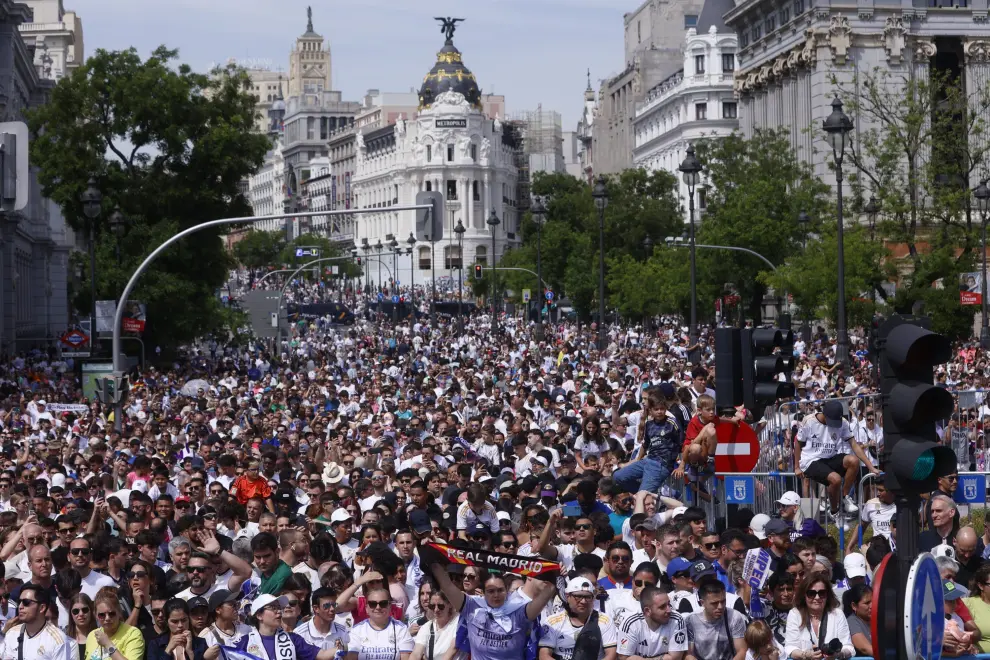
[714,420,760,473]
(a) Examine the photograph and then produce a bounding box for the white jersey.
[539,610,618,660]
[555,544,607,573]
[605,589,642,631]
[199,622,253,647]
[293,618,350,652]
[860,498,896,539]
[618,612,689,658]
[798,417,854,471]
[348,618,414,660]
[0,622,77,660]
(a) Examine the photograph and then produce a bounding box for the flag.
[418,541,562,582]
[220,647,265,660]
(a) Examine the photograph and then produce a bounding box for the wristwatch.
[105,646,118,657]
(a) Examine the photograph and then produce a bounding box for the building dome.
[418,37,482,110]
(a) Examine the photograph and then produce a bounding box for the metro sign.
[61,330,89,348]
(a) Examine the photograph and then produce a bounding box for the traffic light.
[474,264,483,280]
[415,191,445,241]
[740,327,795,413]
[356,257,362,266]
[714,327,743,415]
[879,315,955,494]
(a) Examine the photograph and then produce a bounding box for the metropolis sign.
[435,118,467,128]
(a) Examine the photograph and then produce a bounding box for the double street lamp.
[679,146,702,363]
[592,176,609,351]
[973,180,990,348]
[454,220,466,331]
[823,96,854,369]
[531,196,547,341]
[487,209,500,335]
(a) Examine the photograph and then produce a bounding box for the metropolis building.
[351,25,519,287]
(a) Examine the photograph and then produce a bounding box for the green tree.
[233,230,285,269]
[279,233,362,280]
[28,47,271,348]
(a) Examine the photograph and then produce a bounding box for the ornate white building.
[248,138,285,232]
[632,0,738,220]
[18,0,84,81]
[351,26,518,287]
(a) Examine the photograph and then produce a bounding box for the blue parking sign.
[725,476,755,504]
[956,475,986,504]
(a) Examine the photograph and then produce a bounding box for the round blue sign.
[545,291,554,301]
[377,293,384,301]
[392,295,400,303]
[904,553,943,660]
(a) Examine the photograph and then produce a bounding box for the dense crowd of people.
[1,276,989,660]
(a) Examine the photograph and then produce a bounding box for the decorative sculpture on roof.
[307,6,313,32]
[435,17,465,42]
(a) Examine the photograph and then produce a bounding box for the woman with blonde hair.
[84,587,146,660]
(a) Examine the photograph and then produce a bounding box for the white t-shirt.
[199,622,253,647]
[455,501,499,533]
[79,570,118,598]
[412,615,466,660]
[293,618,350,651]
[348,618,414,660]
[539,611,618,660]
[860,498,896,539]
[555,544,607,572]
[604,588,641,630]
[0,622,77,660]
[798,417,853,471]
[177,584,217,601]
[618,612,689,658]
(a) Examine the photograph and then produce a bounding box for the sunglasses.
[189,566,210,574]
[633,579,656,588]
[72,607,90,615]
[610,555,632,563]
[96,611,118,620]
[428,603,447,612]
[152,608,164,616]
[17,598,39,607]
[704,542,722,550]
[805,589,828,600]
[367,600,390,610]
[127,571,149,580]
[70,548,91,556]
[319,602,336,610]
[284,599,300,608]
[576,524,593,531]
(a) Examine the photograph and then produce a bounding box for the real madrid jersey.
[0,623,77,660]
[618,612,689,658]
[539,611,617,660]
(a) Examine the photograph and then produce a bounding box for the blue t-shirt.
[234,631,321,660]
[644,418,682,464]
[461,595,532,660]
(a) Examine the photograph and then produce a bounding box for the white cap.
[750,513,772,540]
[51,473,66,488]
[670,506,688,519]
[37,399,46,406]
[532,456,548,467]
[565,577,595,595]
[330,509,352,524]
[932,543,955,560]
[250,594,287,616]
[776,491,800,507]
[843,553,868,579]
[131,479,148,494]
[496,511,511,522]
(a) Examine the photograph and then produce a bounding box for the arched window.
[418,246,431,270]
[444,245,463,269]
[475,246,487,266]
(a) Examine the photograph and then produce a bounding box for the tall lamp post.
[389,236,399,322]
[487,209,500,335]
[823,97,854,369]
[974,180,990,348]
[678,147,702,362]
[374,239,383,292]
[350,248,358,305]
[797,210,812,343]
[531,196,547,341]
[80,178,102,346]
[361,242,371,295]
[865,194,881,306]
[454,220,466,331]
[591,176,609,350]
[406,233,416,316]
[109,209,127,265]
[643,236,654,334]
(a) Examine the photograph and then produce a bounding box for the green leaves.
[28,47,271,349]
[234,231,285,269]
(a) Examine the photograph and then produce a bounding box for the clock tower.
[288,6,331,97]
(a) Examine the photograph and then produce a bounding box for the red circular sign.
[714,420,760,473]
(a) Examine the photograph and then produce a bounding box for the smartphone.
[562,504,582,518]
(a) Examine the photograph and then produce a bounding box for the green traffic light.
[912,451,935,480]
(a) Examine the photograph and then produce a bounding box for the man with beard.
[618,586,688,660]
[176,532,252,601]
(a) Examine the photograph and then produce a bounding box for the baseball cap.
[273,489,295,505]
[496,511,512,523]
[330,509,352,525]
[689,559,716,581]
[669,506,688,519]
[564,577,595,595]
[208,589,240,611]
[822,400,844,428]
[944,580,969,601]
[765,519,791,537]
[776,491,800,507]
[635,518,658,533]
[932,543,955,560]
[188,596,209,611]
[131,479,148,494]
[467,523,491,538]
[843,553,868,579]
[409,509,432,534]
[250,594,288,616]
[667,557,693,577]
[750,513,771,540]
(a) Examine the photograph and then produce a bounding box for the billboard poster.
[960,272,983,305]
[81,361,113,401]
[95,300,147,334]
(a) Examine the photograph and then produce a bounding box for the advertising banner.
[960,272,983,305]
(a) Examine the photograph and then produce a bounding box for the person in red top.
[677,394,745,479]
[230,458,275,511]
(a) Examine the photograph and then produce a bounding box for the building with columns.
[632,0,738,219]
[351,25,518,287]
[18,0,83,81]
[288,7,331,98]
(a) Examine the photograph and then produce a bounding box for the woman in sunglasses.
[346,588,414,660]
[409,589,463,660]
[85,589,146,660]
[783,572,853,660]
[67,593,97,656]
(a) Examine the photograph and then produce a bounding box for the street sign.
[904,553,943,660]
[955,474,986,504]
[871,553,895,660]
[545,290,554,301]
[392,295,400,304]
[60,329,91,357]
[377,293,384,301]
[714,421,760,473]
[724,476,754,504]
[522,289,531,303]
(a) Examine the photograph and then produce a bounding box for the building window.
[740,32,750,48]
[695,55,705,74]
[320,117,328,140]
[765,15,776,32]
[447,180,458,200]
[793,0,805,14]
[475,246,488,266]
[722,54,735,72]
[637,20,642,43]
[307,117,315,140]
[473,180,480,201]
[779,7,790,24]
[695,103,707,120]
[751,25,762,41]
[444,245,463,269]
[723,102,738,119]
[426,144,432,162]
[418,246,431,270]
[425,181,432,192]
[685,14,698,28]
[447,144,454,162]
[698,188,708,209]
[471,144,477,161]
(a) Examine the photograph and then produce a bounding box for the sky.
[72,0,631,129]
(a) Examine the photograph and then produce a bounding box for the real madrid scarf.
[419,541,562,582]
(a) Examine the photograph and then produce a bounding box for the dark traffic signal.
[740,327,795,413]
[474,264,483,280]
[879,315,955,494]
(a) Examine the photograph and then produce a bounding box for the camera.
[821,639,843,656]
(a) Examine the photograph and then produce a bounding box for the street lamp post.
[406,233,416,317]
[81,178,102,347]
[797,210,812,343]
[974,180,990,348]
[487,209,500,335]
[679,147,702,363]
[454,220,466,331]
[591,177,609,351]
[375,239,383,292]
[865,194,881,306]
[531,196,547,342]
[110,209,127,265]
[361,241,370,295]
[823,96,854,369]
[389,236,399,322]
[350,248,358,306]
